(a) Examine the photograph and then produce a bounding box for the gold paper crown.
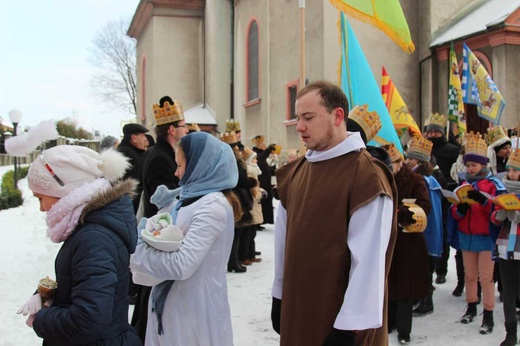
[251,135,265,146]
[242,146,254,160]
[465,131,487,157]
[220,131,237,144]
[187,123,200,132]
[385,143,404,163]
[152,100,185,126]
[485,126,508,146]
[407,135,433,160]
[426,113,447,128]
[226,119,241,132]
[507,149,520,170]
[348,104,382,142]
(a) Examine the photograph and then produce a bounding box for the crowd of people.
[6,80,520,346]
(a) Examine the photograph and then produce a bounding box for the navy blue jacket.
[33,180,141,346]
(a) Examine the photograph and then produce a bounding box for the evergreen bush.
[0,166,29,210]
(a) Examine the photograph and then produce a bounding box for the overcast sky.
[0,0,140,137]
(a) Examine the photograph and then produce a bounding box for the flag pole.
[299,0,306,89]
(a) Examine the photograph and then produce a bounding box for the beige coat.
[246,163,264,226]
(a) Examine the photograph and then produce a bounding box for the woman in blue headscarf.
[130,132,241,345]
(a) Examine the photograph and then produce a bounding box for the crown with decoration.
[226,119,241,132]
[384,143,404,163]
[152,97,184,126]
[485,126,509,146]
[347,104,382,142]
[242,146,254,160]
[187,123,200,133]
[220,131,238,144]
[426,113,447,128]
[407,135,433,161]
[465,131,487,157]
[507,149,520,170]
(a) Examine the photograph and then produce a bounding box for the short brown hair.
[296,80,349,113]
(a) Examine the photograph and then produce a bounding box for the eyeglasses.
[173,124,187,129]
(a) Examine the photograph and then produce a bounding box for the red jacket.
[451,178,499,236]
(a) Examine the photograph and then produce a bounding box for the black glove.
[398,205,416,226]
[271,297,281,335]
[457,202,470,216]
[467,190,487,205]
[323,329,356,346]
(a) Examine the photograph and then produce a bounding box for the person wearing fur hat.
[130,131,240,345]
[10,127,141,345]
[131,96,188,342]
[451,132,506,335]
[486,126,512,176]
[385,142,431,344]
[490,149,520,346]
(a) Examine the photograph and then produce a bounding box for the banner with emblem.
[461,43,505,125]
[447,42,465,122]
[381,66,421,138]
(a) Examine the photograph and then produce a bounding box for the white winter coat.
[130,192,234,346]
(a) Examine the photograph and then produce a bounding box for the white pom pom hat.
[28,145,130,198]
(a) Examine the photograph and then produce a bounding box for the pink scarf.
[46,179,110,243]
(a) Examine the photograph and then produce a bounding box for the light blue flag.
[340,12,403,153]
[461,43,505,125]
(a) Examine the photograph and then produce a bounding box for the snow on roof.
[430,0,520,47]
[184,104,217,125]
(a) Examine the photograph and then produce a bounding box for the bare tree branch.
[88,18,137,115]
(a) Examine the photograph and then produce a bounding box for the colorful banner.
[461,43,505,125]
[329,0,415,53]
[381,66,421,138]
[447,42,465,122]
[340,12,403,152]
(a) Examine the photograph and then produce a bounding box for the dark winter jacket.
[117,138,146,213]
[141,136,179,218]
[388,164,432,301]
[33,180,141,346]
[429,137,459,190]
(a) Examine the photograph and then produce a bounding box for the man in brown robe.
[271,81,397,346]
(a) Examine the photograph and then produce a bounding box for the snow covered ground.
[0,165,509,345]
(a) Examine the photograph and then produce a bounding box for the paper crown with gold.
[152,97,185,126]
[406,135,433,162]
[485,126,509,147]
[385,143,404,163]
[426,113,447,128]
[242,146,255,161]
[220,131,238,145]
[507,149,520,170]
[251,135,265,147]
[226,119,241,132]
[347,104,382,143]
[187,123,201,133]
[463,131,488,164]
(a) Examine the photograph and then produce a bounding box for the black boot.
[413,296,433,317]
[227,231,246,273]
[452,282,464,297]
[500,321,517,346]
[479,309,494,334]
[460,302,477,324]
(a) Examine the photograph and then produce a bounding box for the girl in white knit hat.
[9,120,142,345]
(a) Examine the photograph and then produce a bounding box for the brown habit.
[276,149,397,346]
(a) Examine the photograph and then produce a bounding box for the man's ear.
[333,107,345,126]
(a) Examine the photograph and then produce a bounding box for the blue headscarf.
[152,132,238,334]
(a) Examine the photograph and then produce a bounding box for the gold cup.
[38,276,58,304]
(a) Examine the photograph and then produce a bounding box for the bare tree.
[89,18,137,115]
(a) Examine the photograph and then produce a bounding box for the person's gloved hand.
[495,209,507,222]
[398,206,416,226]
[271,297,281,335]
[323,329,356,346]
[17,294,42,316]
[467,190,487,205]
[507,210,520,224]
[457,202,470,216]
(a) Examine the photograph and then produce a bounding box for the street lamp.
[8,109,22,189]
